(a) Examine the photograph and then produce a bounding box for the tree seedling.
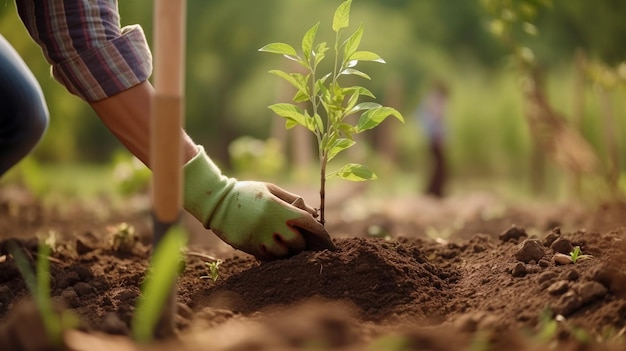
[569,246,593,264]
[201,260,222,282]
[260,0,404,224]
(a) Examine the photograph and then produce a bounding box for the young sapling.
[201,260,222,282]
[569,246,593,264]
[260,0,404,224]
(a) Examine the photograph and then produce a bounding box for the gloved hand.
[183,146,337,260]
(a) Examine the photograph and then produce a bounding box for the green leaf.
[293,89,310,103]
[338,122,356,137]
[314,79,327,99]
[133,225,187,343]
[349,50,386,63]
[304,110,316,132]
[344,90,361,114]
[327,138,356,161]
[331,163,377,181]
[268,103,310,130]
[320,133,330,151]
[340,68,371,80]
[313,42,329,69]
[356,107,404,132]
[12,241,66,346]
[332,0,352,32]
[348,102,381,114]
[285,119,298,129]
[302,22,320,62]
[313,113,324,133]
[344,85,376,99]
[269,70,306,91]
[259,42,298,56]
[343,24,363,59]
[314,73,331,97]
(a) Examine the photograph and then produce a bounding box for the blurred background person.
[415,80,450,198]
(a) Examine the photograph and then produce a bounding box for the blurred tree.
[1,0,624,173]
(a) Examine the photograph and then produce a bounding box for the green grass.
[1,158,116,197]
[132,225,187,343]
[0,156,141,215]
[11,238,79,347]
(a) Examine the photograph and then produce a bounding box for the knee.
[0,38,49,147]
[24,89,49,143]
[8,82,49,149]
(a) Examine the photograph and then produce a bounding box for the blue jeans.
[0,35,48,177]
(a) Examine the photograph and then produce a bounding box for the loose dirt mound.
[194,238,459,323]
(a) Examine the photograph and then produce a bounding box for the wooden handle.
[151,0,187,222]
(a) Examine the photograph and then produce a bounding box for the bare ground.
[1,185,625,351]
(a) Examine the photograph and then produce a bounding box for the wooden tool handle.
[151,0,187,222]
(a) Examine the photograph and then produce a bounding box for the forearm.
[16,0,198,166]
[90,81,198,166]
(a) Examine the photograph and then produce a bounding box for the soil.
[1,185,626,351]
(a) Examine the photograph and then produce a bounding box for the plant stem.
[319,153,327,225]
[317,30,344,226]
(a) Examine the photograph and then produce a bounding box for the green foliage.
[2,156,49,197]
[228,136,285,179]
[132,225,187,343]
[536,308,558,343]
[481,0,552,67]
[585,60,626,90]
[368,334,410,351]
[569,246,593,264]
[3,0,626,201]
[201,260,222,282]
[111,151,151,197]
[467,331,491,351]
[260,0,403,222]
[108,222,138,255]
[11,239,79,347]
[535,308,593,345]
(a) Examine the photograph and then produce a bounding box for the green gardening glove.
[183,146,337,260]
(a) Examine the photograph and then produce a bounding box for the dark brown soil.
[1,186,626,351]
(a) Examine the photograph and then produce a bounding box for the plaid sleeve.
[15,0,152,102]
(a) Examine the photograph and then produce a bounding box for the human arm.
[15,0,336,259]
[91,83,334,260]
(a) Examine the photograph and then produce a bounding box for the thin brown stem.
[319,153,327,226]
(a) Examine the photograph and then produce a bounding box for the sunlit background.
[1,0,625,205]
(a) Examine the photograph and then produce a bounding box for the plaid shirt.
[15,0,152,102]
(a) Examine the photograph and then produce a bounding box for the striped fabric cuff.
[51,25,153,103]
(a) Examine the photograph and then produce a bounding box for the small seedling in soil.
[42,230,60,252]
[536,309,593,345]
[10,240,78,347]
[108,222,138,254]
[555,314,592,343]
[260,0,404,225]
[132,225,187,343]
[201,260,222,282]
[536,308,558,344]
[569,246,593,264]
